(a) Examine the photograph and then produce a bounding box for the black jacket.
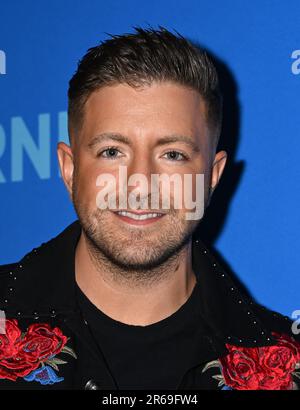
[0,220,299,390]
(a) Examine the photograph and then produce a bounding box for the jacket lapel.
[192,237,277,347]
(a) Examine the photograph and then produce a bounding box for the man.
[0,26,299,391]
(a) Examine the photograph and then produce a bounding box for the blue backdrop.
[0,0,299,318]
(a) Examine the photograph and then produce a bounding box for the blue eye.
[97,148,189,161]
[163,151,188,161]
[97,147,122,159]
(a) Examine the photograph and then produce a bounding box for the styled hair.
[68,25,223,148]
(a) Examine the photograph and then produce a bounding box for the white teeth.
[116,211,163,220]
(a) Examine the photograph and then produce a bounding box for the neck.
[75,231,197,326]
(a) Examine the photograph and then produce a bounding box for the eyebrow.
[87,132,201,153]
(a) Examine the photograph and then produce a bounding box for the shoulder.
[0,235,53,304]
[0,246,37,279]
[0,255,32,300]
[249,300,300,344]
[0,263,19,275]
[0,220,80,282]
[0,262,20,284]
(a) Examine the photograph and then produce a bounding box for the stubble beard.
[72,196,201,285]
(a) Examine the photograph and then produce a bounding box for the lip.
[113,209,166,215]
[112,210,167,226]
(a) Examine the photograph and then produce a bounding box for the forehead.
[80,81,209,145]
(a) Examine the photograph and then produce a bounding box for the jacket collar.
[2,219,277,347]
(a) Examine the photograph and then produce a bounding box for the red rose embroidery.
[19,323,67,362]
[0,320,38,381]
[220,349,261,390]
[0,356,39,381]
[0,320,21,359]
[0,319,73,382]
[218,332,300,390]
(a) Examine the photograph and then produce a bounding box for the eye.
[163,150,189,161]
[97,146,123,159]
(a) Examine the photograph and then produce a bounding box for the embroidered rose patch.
[202,332,300,390]
[0,319,76,385]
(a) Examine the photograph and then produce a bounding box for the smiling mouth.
[112,210,166,225]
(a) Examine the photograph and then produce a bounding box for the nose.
[127,151,155,179]
[125,154,156,202]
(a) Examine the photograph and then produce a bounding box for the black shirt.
[75,277,210,390]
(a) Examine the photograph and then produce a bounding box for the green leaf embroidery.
[292,371,300,380]
[202,360,221,373]
[44,357,68,371]
[50,358,68,365]
[212,374,224,381]
[61,345,77,359]
[44,360,59,372]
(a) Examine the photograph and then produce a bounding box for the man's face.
[58,81,226,271]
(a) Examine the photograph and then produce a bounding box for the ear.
[210,150,227,196]
[57,142,74,199]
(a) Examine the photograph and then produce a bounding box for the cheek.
[178,173,206,206]
[75,167,102,209]
[89,167,124,210]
